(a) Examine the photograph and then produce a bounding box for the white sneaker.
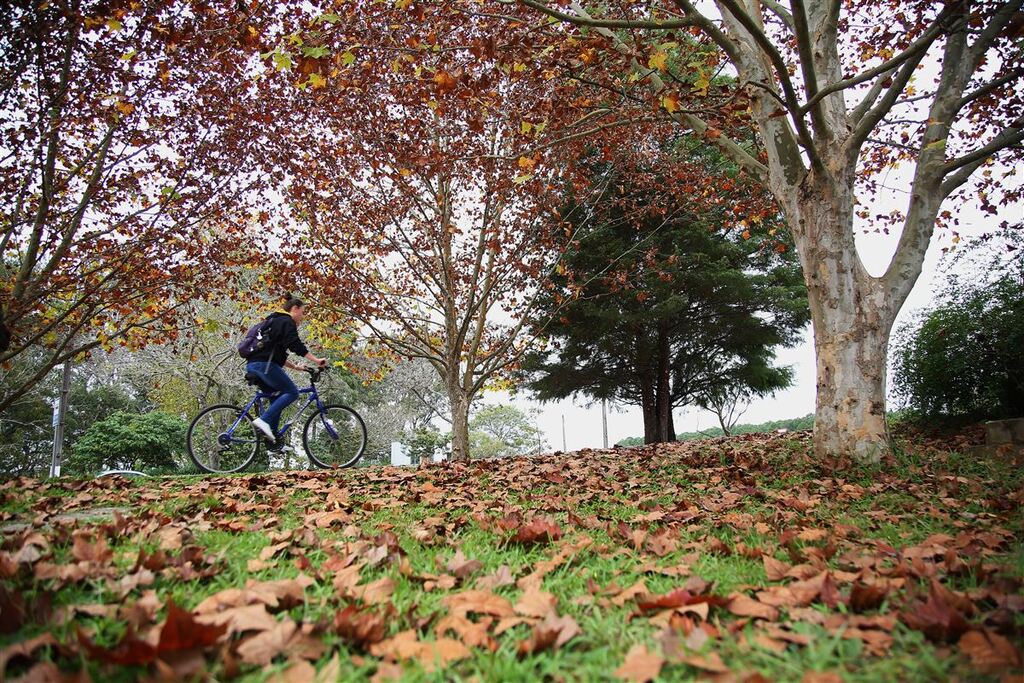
[252,418,276,443]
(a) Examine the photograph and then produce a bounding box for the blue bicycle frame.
[223,381,339,444]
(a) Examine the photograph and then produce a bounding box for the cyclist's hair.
[283,294,305,311]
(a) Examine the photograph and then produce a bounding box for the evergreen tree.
[524,164,809,444]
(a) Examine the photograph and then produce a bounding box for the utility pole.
[50,360,72,478]
[602,399,608,448]
[561,413,567,452]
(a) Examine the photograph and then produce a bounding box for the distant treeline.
[616,414,815,446]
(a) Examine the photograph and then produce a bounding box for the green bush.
[892,273,1024,421]
[66,411,187,476]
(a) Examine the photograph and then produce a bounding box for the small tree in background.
[469,405,546,459]
[67,411,187,475]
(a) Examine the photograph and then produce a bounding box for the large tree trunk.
[448,388,471,462]
[793,177,898,462]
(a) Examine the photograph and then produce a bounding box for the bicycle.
[186,367,367,473]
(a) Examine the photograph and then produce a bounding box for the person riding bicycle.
[246,295,327,449]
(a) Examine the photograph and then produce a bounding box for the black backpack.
[237,316,275,359]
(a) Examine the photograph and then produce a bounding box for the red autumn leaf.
[635,588,728,613]
[157,600,227,652]
[508,517,563,546]
[899,581,971,643]
[849,582,888,613]
[334,604,387,650]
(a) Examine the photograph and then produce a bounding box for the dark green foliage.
[66,411,188,476]
[0,358,145,477]
[893,271,1024,421]
[523,156,809,444]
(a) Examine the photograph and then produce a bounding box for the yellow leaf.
[106,17,122,31]
[308,73,327,88]
[517,156,536,171]
[662,93,679,113]
[648,51,668,72]
[520,121,533,135]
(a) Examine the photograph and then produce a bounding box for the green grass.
[1,430,1021,681]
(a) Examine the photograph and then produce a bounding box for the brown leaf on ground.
[614,644,664,682]
[268,659,316,683]
[71,532,112,564]
[442,590,515,618]
[958,629,1023,672]
[509,517,563,546]
[727,593,779,621]
[636,588,728,616]
[195,576,312,614]
[763,555,791,581]
[195,604,278,636]
[678,650,728,673]
[434,613,497,650]
[611,580,649,607]
[0,633,57,678]
[334,604,388,650]
[514,585,557,618]
[158,600,228,652]
[517,613,581,656]
[369,630,470,672]
[353,577,395,605]
[475,565,515,591]
[236,619,323,666]
[900,581,971,643]
[849,582,888,613]
[446,550,483,578]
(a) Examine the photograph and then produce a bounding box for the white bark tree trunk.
[790,173,898,462]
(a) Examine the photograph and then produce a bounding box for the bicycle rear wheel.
[188,404,260,473]
[303,405,367,469]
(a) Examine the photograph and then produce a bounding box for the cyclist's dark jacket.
[247,312,309,366]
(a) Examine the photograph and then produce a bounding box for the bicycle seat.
[244,371,276,394]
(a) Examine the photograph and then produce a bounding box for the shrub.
[66,411,187,476]
[892,273,1024,421]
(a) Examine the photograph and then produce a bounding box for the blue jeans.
[246,361,299,434]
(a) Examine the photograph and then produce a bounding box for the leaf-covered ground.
[1,428,1022,682]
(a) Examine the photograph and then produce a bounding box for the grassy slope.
[1,428,1021,682]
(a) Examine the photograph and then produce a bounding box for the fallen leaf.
[614,644,664,682]
[727,593,779,621]
[514,585,557,618]
[517,613,581,656]
[443,590,515,618]
[958,629,1023,672]
[334,604,387,650]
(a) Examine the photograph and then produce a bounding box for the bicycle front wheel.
[303,405,367,469]
[188,404,260,473]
